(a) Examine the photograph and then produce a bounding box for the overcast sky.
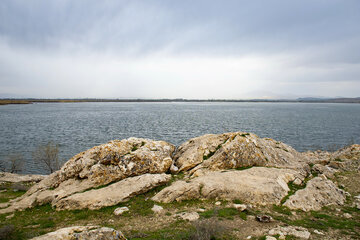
[1,0,360,99]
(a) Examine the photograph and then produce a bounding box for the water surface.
[0,102,359,174]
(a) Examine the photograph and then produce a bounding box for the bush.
[32,141,60,173]
[188,220,226,240]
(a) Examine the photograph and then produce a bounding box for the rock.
[54,174,171,210]
[172,132,309,176]
[269,226,310,239]
[0,202,10,209]
[246,236,252,239]
[151,204,164,214]
[344,213,352,218]
[284,177,346,211]
[314,230,324,235]
[197,208,205,212]
[312,164,338,178]
[114,207,129,216]
[152,167,302,206]
[0,138,174,213]
[279,234,286,240]
[265,236,277,240]
[293,178,302,185]
[30,225,127,240]
[215,201,221,206]
[175,212,199,221]
[256,215,272,223]
[0,172,46,184]
[5,213,14,219]
[233,204,247,211]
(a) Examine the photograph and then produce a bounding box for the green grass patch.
[0,190,26,203]
[272,205,292,216]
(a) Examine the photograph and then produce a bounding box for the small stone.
[354,194,360,199]
[175,212,199,221]
[215,201,221,206]
[151,204,164,214]
[279,234,286,240]
[233,204,247,211]
[246,236,252,239]
[113,207,129,216]
[108,219,114,223]
[314,230,324,235]
[197,208,205,212]
[293,178,302,185]
[344,213,352,219]
[256,215,272,223]
[336,208,341,212]
[6,213,14,219]
[265,236,277,240]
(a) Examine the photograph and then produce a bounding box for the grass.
[199,207,247,221]
[272,205,292,216]
[280,180,307,204]
[0,190,26,203]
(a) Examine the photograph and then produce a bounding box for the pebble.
[215,201,221,206]
[113,207,129,216]
[151,204,164,214]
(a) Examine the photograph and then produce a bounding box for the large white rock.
[54,174,171,210]
[284,177,346,211]
[152,167,303,206]
[30,225,126,240]
[0,138,174,213]
[172,132,309,176]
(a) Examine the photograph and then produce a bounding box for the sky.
[0,0,360,99]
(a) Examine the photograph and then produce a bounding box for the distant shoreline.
[1,97,360,105]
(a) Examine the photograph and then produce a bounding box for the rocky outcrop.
[171,132,309,176]
[0,172,45,184]
[54,174,171,210]
[30,225,126,240]
[284,176,346,211]
[152,167,303,206]
[0,138,174,213]
[269,226,311,239]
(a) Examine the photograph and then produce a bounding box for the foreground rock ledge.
[54,173,171,210]
[284,176,346,211]
[0,138,174,213]
[30,225,127,240]
[152,167,303,205]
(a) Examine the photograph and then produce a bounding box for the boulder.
[54,174,170,210]
[171,132,309,176]
[30,225,126,240]
[284,177,346,211]
[152,167,303,206]
[0,138,174,213]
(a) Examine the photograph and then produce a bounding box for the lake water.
[0,102,359,174]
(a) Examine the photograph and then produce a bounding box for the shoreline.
[1,97,360,105]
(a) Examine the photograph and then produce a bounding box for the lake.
[0,102,359,174]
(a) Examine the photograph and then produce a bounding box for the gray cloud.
[0,0,359,98]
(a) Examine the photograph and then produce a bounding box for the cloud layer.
[1,0,360,98]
